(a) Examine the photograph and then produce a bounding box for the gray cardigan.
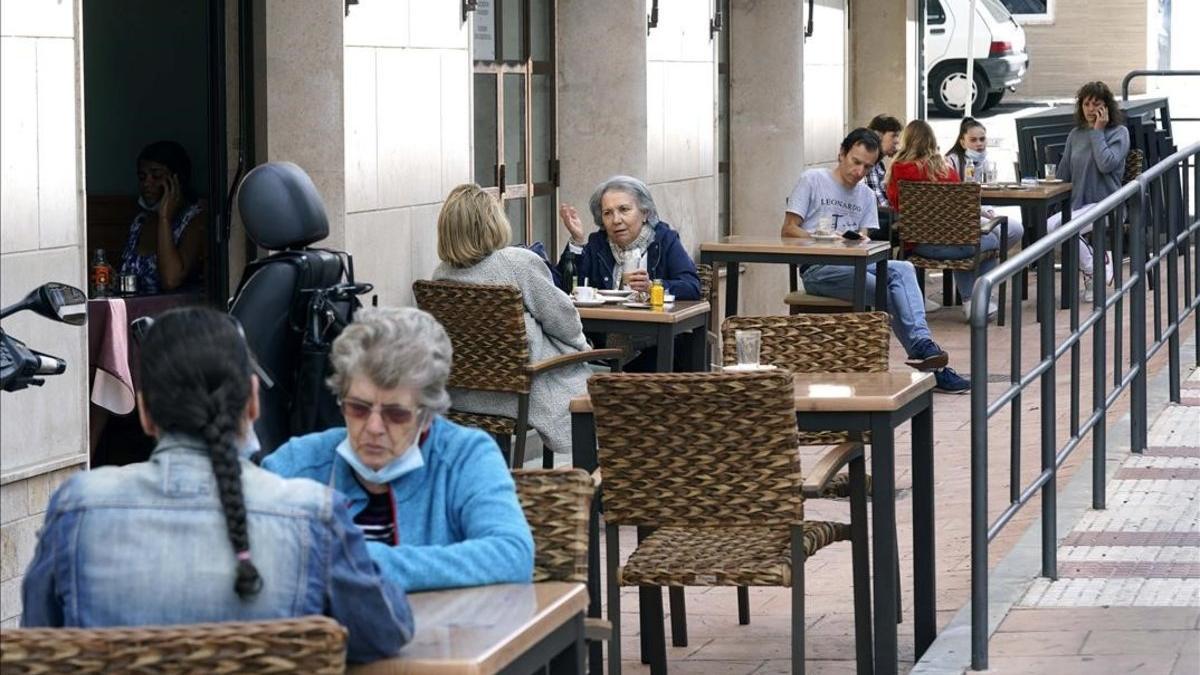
[432,247,590,454]
[1056,126,1130,209]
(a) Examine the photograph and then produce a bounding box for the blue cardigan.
[263,417,534,592]
[557,221,701,300]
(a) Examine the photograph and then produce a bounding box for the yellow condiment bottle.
[649,279,665,308]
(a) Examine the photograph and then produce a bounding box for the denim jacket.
[21,434,414,664]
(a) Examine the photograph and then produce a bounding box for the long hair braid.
[138,307,263,599]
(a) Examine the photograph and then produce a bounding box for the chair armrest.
[591,468,602,488]
[801,441,864,498]
[529,348,624,375]
[979,215,1006,235]
[585,617,613,642]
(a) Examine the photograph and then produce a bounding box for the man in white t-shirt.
[781,128,969,394]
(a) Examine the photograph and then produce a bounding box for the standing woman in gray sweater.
[1047,80,1130,301]
[432,183,591,457]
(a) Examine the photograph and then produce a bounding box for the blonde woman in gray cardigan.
[432,183,591,458]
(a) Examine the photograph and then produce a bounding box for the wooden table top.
[569,370,935,414]
[576,299,710,324]
[699,235,891,257]
[349,582,588,675]
[980,182,1071,200]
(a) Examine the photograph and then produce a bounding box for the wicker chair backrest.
[514,468,594,583]
[898,181,982,247]
[696,263,714,304]
[1122,148,1144,185]
[413,279,532,394]
[588,371,803,528]
[0,616,347,674]
[720,312,890,374]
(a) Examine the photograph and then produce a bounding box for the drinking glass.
[735,329,762,367]
[1044,163,1057,181]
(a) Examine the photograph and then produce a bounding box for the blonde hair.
[436,184,512,268]
[886,120,952,185]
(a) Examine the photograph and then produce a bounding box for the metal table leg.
[911,400,937,658]
[869,414,899,675]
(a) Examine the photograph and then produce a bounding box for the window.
[998,0,1054,24]
[472,0,557,248]
[927,0,946,25]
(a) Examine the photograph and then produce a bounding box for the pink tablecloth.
[87,294,204,414]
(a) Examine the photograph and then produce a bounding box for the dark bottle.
[559,249,578,292]
[90,248,113,298]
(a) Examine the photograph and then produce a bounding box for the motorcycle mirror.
[0,283,87,325]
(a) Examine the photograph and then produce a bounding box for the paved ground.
[584,262,1197,673]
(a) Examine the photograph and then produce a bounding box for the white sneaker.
[962,298,998,322]
[1083,275,1095,302]
[924,296,942,312]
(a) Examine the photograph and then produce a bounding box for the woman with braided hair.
[21,307,413,664]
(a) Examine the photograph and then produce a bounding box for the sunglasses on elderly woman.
[339,398,421,426]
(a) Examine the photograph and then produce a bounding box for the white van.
[925,0,1029,115]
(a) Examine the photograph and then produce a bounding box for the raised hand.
[1092,104,1108,130]
[159,173,182,223]
[559,204,585,244]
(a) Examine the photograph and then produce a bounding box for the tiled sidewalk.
[979,367,1200,675]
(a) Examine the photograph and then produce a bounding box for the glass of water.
[735,329,762,367]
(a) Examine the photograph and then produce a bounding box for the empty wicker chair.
[896,181,1009,324]
[590,370,872,675]
[0,616,347,674]
[413,279,621,468]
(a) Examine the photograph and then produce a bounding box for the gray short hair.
[327,307,453,416]
[587,175,660,229]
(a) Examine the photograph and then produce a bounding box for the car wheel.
[930,65,988,116]
[983,89,1005,111]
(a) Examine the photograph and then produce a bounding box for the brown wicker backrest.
[720,313,890,374]
[0,616,347,674]
[1122,149,1144,185]
[412,279,532,394]
[696,263,714,303]
[514,468,595,583]
[588,371,803,527]
[898,181,982,247]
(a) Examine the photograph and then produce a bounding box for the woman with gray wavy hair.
[264,307,534,592]
[557,175,700,300]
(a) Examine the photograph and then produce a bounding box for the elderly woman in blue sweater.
[263,307,534,592]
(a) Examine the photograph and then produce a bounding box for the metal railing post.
[970,280,991,671]
[1037,237,1057,577]
[1166,172,1182,403]
[1093,213,1109,510]
[1130,183,1149,454]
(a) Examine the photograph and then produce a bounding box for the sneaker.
[924,296,942,312]
[1083,275,1095,303]
[934,366,971,394]
[905,338,949,371]
[961,298,998,322]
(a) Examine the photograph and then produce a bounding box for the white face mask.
[965,148,987,162]
[137,195,161,212]
[335,426,426,486]
[238,427,262,461]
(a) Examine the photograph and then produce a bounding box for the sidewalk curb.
[911,333,1197,674]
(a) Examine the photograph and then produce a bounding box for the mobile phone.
[842,230,862,241]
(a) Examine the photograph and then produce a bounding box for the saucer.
[621,301,652,309]
[572,298,605,307]
[598,289,634,297]
[721,364,779,372]
[810,232,840,241]
[1039,178,1065,184]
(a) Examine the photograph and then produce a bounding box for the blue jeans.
[910,219,1025,298]
[801,260,932,355]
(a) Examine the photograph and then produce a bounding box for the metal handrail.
[1121,69,1200,102]
[965,141,1200,670]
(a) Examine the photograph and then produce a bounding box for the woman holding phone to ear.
[1047,81,1130,301]
[119,140,207,294]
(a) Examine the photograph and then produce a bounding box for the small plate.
[1039,178,1065,184]
[622,301,652,309]
[601,295,627,303]
[572,298,606,307]
[810,232,841,241]
[598,289,634,297]
[721,364,779,372]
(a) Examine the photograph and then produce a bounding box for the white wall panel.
[345,47,379,213]
[36,38,79,249]
[1,38,40,253]
[344,0,410,48]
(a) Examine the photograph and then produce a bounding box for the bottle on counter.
[559,249,578,293]
[90,248,114,298]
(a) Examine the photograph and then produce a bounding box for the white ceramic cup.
[574,286,596,301]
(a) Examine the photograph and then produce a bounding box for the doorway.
[472,0,558,248]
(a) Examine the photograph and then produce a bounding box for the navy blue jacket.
[556,221,700,300]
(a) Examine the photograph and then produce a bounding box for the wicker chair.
[514,467,595,584]
[0,616,347,674]
[897,181,1009,325]
[589,371,871,675]
[413,280,622,468]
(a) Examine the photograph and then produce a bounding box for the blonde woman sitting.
[432,184,591,458]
